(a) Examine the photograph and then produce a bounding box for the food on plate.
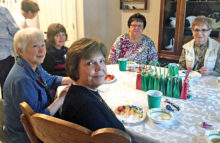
[148,108,173,124]
[211,138,220,143]
[127,61,139,72]
[157,114,172,120]
[104,74,115,82]
[114,105,143,118]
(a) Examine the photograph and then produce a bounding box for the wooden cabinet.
[158,0,220,62]
[120,0,147,10]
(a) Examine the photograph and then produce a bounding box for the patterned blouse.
[108,33,158,64]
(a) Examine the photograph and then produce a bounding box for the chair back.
[19,102,131,143]
[19,102,41,143]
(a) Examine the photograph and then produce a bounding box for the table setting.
[98,62,220,143]
[55,60,220,143]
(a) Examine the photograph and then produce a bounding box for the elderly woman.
[179,16,220,76]
[42,23,68,76]
[61,38,125,132]
[3,28,72,143]
[108,13,158,64]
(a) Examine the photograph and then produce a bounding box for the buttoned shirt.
[3,56,62,143]
[0,6,19,60]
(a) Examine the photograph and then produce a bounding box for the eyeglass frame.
[130,24,144,28]
[192,28,211,33]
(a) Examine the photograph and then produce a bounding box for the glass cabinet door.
[158,0,182,62]
[160,0,177,52]
[158,0,220,63]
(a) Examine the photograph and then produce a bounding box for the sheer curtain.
[0,0,77,46]
[0,0,21,13]
[0,0,40,28]
[37,0,77,47]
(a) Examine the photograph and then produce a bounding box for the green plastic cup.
[118,58,127,71]
[168,63,179,76]
[147,90,162,109]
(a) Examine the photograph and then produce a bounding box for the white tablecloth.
[99,64,220,143]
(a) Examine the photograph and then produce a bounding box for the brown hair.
[21,0,40,13]
[46,23,67,48]
[65,38,107,81]
[192,15,213,30]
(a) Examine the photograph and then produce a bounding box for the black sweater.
[61,85,125,132]
[42,46,67,76]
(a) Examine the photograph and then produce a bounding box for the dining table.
[98,64,220,143]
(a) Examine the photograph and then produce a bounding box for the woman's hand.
[200,67,210,75]
[48,84,70,116]
[58,84,70,99]
[61,77,73,85]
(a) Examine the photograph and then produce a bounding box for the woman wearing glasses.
[108,13,158,64]
[179,16,220,76]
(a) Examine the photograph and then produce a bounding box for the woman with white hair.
[179,16,220,76]
[3,27,72,143]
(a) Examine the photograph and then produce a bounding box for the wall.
[78,0,160,54]
[77,0,121,54]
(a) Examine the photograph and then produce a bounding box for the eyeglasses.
[130,24,143,28]
[192,29,210,33]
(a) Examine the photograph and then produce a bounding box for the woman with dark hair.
[12,0,40,28]
[42,23,68,76]
[61,38,125,132]
[108,13,158,64]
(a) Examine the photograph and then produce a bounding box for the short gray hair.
[192,15,213,30]
[14,27,44,57]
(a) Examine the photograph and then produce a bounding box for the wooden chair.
[19,102,131,143]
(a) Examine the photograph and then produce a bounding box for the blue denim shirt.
[0,6,19,60]
[3,56,62,143]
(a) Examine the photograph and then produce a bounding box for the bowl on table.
[206,130,220,143]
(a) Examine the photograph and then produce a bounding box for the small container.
[206,130,220,143]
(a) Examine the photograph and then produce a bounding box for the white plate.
[179,70,201,79]
[104,74,117,84]
[206,130,220,143]
[115,105,146,124]
[189,71,201,79]
[148,108,173,124]
[217,77,220,86]
[127,61,139,72]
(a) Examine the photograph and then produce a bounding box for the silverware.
[164,99,180,111]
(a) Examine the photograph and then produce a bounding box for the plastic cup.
[168,63,179,76]
[147,90,162,109]
[118,58,127,71]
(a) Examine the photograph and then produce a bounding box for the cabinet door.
[158,0,185,61]
[184,0,220,43]
[158,0,220,62]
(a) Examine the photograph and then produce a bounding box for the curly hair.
[192,15,213,30]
